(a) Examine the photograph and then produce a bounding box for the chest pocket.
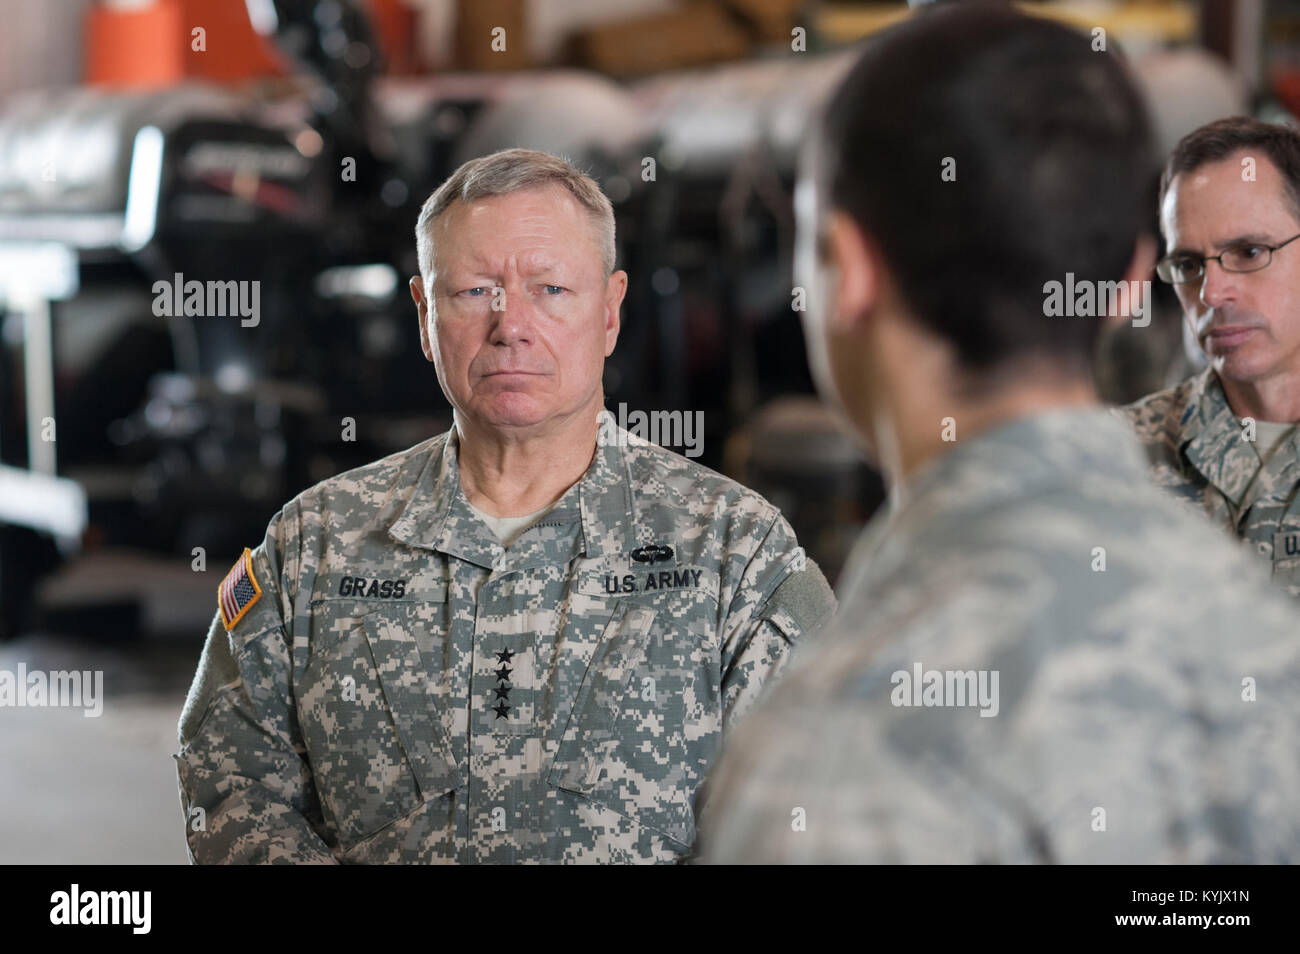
[1272,530,1300,598]
[298,593,459,849]
[547,598,721,850]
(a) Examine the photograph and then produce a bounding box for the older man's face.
[412,183,625,434]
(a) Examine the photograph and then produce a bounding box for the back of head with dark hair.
[818,1,1155,376]
[1160,116,1300,226]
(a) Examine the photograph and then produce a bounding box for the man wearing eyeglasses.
[1123,117,1300,597]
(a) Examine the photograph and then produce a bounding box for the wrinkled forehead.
[431,185,599,273]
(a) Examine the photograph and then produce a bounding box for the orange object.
[86,0,285,88]
[368,0,422,75]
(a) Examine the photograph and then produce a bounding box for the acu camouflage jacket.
[174,422,833,863]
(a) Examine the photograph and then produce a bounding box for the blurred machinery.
[0,0,1249,637]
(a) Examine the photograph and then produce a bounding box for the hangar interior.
[0,0,1286,862]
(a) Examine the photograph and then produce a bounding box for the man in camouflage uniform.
[174,148,834,863]
[700,6,1300,864]
[1121,117,1300,597]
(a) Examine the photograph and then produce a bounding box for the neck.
[455,402,601,516]
[876,369,1098,496]
[1219,370,1300,423]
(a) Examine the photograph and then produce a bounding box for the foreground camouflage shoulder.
[700,408,1300,863]
[176,423,833,863]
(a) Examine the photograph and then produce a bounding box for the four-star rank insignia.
[218,547,262,631]
[490,649,515,719]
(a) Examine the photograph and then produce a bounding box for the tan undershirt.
[1253,419,1297,466]
[466,499,559,548]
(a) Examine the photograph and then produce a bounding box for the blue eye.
[462,287,486,297]
[543,285,564,295]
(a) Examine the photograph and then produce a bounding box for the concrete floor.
[0,631,198,864]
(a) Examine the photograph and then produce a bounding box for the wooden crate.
[454,0,531,71]
[572,2,751,78]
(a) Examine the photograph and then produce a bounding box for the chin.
[472,394,548,428]
[1214,348,1278,385]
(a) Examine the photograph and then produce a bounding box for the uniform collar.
[387,415,638,568]
[1178,368,1261,508]
[1177,368,1300,515]
[839,406,1150,596]
[578,414,638,559]
[905,404,1150,511]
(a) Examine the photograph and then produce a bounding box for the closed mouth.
[1201,324,1260,343]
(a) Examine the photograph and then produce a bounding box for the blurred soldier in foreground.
[700,5,1300,863]
[1122,118,1300,597]
[174,148,834,863]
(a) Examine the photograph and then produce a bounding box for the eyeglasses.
[1156,232,1300,283]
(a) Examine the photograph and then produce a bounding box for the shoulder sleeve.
[717,507,837,730]
[174,505,337,864]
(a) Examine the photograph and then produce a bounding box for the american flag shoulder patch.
[218,547,263,631]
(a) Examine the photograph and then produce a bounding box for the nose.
[1198,258,1237,310]
[488,278,535,346]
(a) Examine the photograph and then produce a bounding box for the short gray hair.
[415,148,616,279]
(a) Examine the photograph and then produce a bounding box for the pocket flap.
[362,612,461,801]
[549,604,657,790]
[546,605,697,847]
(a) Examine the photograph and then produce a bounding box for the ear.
[1126,233,1159,285]
[603,269,627,357]
[410,275,434,363]
[826,210,879,335]
[1103,234,1159,326]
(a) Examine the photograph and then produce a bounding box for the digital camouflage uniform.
[175,418,834,863]
[700,408,1300,864]
[1121,367,1300,597]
